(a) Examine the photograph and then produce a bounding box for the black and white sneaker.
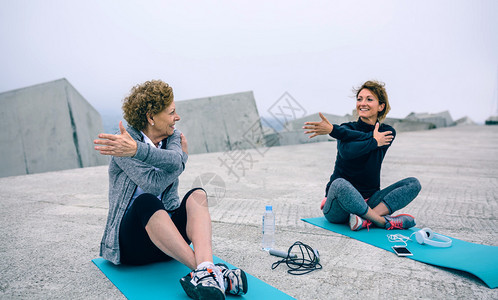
[216,263,248,296]
[180,267,225,300]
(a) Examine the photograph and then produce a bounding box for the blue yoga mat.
[92,256,294,299]
[302,217,498,289]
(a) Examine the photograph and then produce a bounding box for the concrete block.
[384,118,436,132]
[0,79,108,178]
[405,111,455,128]
[175,91,263,154]
[485,115,498,125]
[455,116,476,126]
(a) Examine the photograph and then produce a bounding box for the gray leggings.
[323,177,421,224]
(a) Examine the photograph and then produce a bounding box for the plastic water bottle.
[262,205,275,250]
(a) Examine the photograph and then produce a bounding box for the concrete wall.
[174,91,263,154]
[264,131,332,147]
[0,79,108,177]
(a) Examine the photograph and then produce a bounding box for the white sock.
[197,261,215,270]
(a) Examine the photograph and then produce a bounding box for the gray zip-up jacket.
[99,126,188,265]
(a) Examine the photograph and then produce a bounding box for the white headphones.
[414,228,452,248]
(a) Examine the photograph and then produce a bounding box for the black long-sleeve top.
[325,118,395,199]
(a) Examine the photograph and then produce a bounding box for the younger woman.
[303,80,421,231]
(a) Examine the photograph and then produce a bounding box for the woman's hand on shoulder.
[373,122,393,147]
[180,133,188,155]
[303,112,333,138]
[94,121,138,157]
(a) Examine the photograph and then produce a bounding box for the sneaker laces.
[363,219,372,231]
[211,266,226,291]
[194,269,216,284]
[191,268,224,291]
[218,265,233,292]
[215,263,247,295]
[386,219,403,230]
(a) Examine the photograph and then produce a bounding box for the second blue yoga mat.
[302,217,498,289]
[93,256,294,299]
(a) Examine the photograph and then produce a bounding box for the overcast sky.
[1,0,497,123]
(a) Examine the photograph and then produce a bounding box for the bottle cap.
[265,205,272,211]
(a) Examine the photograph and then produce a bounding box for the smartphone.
[392,245,413,257]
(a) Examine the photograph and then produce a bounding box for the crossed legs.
[322,177,421,227]
[361,204,390,227]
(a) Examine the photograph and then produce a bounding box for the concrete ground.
[0,125,497,299]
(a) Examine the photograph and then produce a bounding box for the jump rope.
[270,241,322,275]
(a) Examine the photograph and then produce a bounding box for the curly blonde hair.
[353,80,391,122]
[122,80,174,131]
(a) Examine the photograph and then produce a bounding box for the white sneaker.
[349,214,372,231]
[180,267,225,299]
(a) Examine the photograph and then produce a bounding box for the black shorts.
[119,188,205,265]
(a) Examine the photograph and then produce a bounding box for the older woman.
[303,80,421,231]
[94,80,247,300]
